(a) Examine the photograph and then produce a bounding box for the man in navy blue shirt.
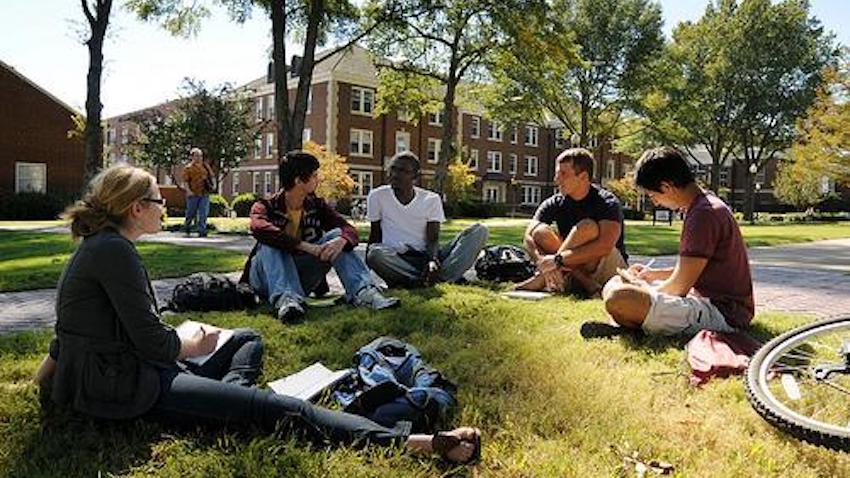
[517,148,627,297]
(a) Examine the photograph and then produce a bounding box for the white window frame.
[524,125,539,147]
[510,127,518,144]
[15,162,47,193]
[255,97,264,121]
[522,185,542,205]
[350,128,373,157]
[395,131,411,154]
[305,88,312,115]
[487,122,502,142]
[350,171,374,198]
[428,110,444,126]
[606,159,616,180]
[121,128,128,145]
[303,128,312,144]
[264,171,272,195]
[508,153,518,175]
[483,185,502,203]
[427,138,441,164]
[265,94,274,120]
[266,133,274,158]
[350,86,374,115]
[487,151,502,173]
[470,116,481,138]
[524,155,538,176]
[106,128,114,146]
[254,138,262,159]
[231,172,240,196]
[397,109,411,123]
[252,172,261,194]
[469,149,479,170]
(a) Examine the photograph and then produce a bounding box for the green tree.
[128,0,389,185]
[129,80,258,190]
[606,177,639,209]
[445,156,477,205]
[367,0,517,195]
[486,0,663,150]
[637,0,836,220]
[80,0,114,188]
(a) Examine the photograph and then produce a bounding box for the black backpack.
[164,273,257,312]
[474,245,536,283]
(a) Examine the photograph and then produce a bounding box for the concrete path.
[2,230,850,335]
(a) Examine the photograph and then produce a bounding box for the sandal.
[432,429,481,465]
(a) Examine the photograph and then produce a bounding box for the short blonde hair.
[62,165,157,238]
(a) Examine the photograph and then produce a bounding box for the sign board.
[653,208,673,226]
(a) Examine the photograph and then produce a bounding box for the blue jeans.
[185,194,210,235]
[148,329,409,446]
[249,229,372,306]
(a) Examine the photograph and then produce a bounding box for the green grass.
[0,231,246,292]
[2,288,849,476]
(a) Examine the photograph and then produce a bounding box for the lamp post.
[748,163,758,224]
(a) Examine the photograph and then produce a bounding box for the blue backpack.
[334,337,457,433]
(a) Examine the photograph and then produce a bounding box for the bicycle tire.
[745,316,850,451]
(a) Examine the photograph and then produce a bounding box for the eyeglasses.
[142,197,166,206]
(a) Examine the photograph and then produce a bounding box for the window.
[606,159,615,179]
[428,110,444,126]
[305,88,312,115]
[755,168,766,185]
[524,156,538,176]
[553,128,565,148]
[350,86,374,115]
[719,168,729,187]
[266,133,274,158]
[524,125,539,147]
[252,172,261,194]
[255,97,264,121]
[232,172,240,195]
[303,128,312,144]
[254,138,262,159]
[487,122,502,141]
[350,129,373,157]
[263,171,271,195]
[265,95,274,120]
[121,128,128,145]
[15,162,46,193]
[589,136,599,149]
[510,127,518,144]
[483,185,502,203]
[427,138,441,163]
[470,116,481,138]
[469,149,479,170]
[350,171,374,198]
[106,128,114,146]
[395,131,411,154]
[522,185,542,205]
[509,154,518,175]
[487,151,502,172]
[397,109,411,123]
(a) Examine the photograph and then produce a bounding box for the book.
[500,290,552,301]
[268,362,352,401]
[174,320,235,366]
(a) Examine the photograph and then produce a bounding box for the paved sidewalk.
[2,232,850,335]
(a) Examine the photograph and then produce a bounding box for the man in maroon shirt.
[602,147,754,336]
[240,151,399,322]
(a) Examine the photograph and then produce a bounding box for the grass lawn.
[0,231,246,292]
[2,287,849,476]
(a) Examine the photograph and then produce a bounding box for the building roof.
[0,59,82,116]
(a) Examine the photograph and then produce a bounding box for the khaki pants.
[565,248,626,293]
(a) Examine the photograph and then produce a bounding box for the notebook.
[500,290,552,301]
[174,320,235,366]
[268,362,352,401]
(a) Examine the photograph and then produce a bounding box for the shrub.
[231,193,260,217]
[622,208,646,221]
[0,191,74,220]
[208,194,229,217]
[446,199,506,218]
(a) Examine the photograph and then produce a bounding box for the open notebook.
[174,320,235,366]
[500,290,552,301]
[268,362,352,401]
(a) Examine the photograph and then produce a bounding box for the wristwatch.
[553,252,564,268]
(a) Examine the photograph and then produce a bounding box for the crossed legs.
[517,219,604,293]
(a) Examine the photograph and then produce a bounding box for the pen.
[644,258,656,269]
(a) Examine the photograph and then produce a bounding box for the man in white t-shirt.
[366,152,489,287]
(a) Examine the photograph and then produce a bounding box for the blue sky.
[1,1,848,118]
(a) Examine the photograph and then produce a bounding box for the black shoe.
[312,277,330,298]
[580,321,643,339]
[276,296,306,323]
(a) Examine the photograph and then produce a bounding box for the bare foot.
[406,427,482,464]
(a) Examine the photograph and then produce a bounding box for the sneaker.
[353,286,400,310]
[276,296,306,322]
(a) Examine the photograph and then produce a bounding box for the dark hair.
[389,151,421,175]
[557,148,594,179]
[280,150,320,190]
[634,147,695,192]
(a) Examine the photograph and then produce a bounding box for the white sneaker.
[276,296,305,322]
[354,286,400,310]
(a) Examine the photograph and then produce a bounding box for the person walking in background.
[182,147,214,237]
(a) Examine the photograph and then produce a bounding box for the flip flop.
[432,429,481,465]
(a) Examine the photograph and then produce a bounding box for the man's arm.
[559,219,621,267]
[523,220,546,264]
[367,221,382,246]
[423,221,441,284]
[657,256,709,296]
[248,200,302,252]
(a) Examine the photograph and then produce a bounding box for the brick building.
[1,60,85,198]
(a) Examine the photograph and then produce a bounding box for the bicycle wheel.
[745,316,850,451]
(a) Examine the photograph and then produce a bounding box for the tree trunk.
[271,0,290,181]
[744,166,755,223]
[289,0,323,153]
[82,0,113,189]
[436,69,459,196]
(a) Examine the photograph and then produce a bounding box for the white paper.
[781,373,802,401]
[500,290,552,301]
[175,320,235,366]
[268,362,351,401]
